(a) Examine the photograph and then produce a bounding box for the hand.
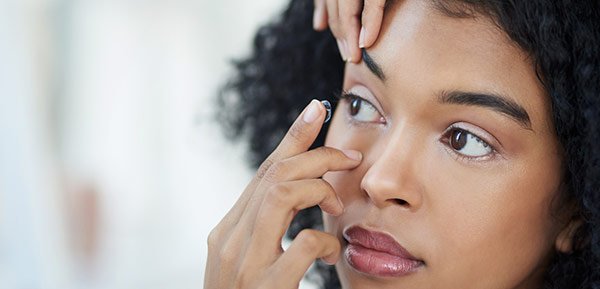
[313,0,387,63]
[204,100,362,289]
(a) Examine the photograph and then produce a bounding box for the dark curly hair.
[216,0,600,288]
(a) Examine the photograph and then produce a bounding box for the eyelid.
[337,91,386,124]
[340,85,386,115]
[443,122,504,156]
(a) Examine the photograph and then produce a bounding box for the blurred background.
[0,0,322,288]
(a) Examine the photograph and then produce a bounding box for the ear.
[555,218,583,253]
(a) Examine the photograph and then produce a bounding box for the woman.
[207,0,600,288]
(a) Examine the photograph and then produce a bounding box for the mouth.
[342,226,425,277]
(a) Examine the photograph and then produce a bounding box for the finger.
[361,0,387,48]
[336,38,347,61]
[339,0,363,63]
[248,146,360,231]
[238,146,360,263]
[325,0,346,60]
[247,178,342,264]
[325,0,340,37]
[259,146,362,186]
[268,99,328,170]
[215,100,327,234]
[271,229,341,287]
[313,0,328,31]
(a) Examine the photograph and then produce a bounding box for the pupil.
[451,129,467,150]
[350,98,361,115]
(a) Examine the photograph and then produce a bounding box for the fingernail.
[321,100,332,123]
[343,39,351,62]
[313,7,322,30]
[303,99,322,123]
[342,149,362,161]
[359,26,366,48]
[336,39,346,60]
[322,256,338,265]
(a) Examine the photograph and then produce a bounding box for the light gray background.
[0,0,318,288]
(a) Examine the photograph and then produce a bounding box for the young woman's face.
[322,1,570,288]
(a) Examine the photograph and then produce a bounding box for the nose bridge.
[361,122,424,209]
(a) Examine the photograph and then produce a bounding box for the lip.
[343,226,424,277]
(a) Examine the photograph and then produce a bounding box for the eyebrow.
[361,49,532,130]
[362,48,386,81]
[439,90,532,130]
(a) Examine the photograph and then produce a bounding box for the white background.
[0,0,318,288]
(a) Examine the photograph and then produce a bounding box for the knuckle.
[256,157,275,179]
[266,183,290,206]
[207,227,222,249]
[296,229,321,252]
[263,161,287,183]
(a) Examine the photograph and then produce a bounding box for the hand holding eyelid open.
[205,99,362,289]
[313,0,387,63]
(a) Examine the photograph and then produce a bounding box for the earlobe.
[555,218,583,253]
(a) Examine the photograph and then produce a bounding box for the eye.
[340,93,384,123]
[447,127,493,157]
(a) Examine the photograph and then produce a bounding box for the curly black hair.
[216,0,600,288]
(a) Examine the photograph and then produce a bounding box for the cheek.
[322,109,380,232]
[323,106,563,287]
[322,107,382,204]
[427,155,562,287]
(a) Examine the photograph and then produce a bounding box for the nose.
[360,129,425,210]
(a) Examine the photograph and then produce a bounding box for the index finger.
[216,99,330,228]
[360,0,387,48]
[258,99,329,178]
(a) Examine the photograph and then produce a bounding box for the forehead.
[367,0,551,132]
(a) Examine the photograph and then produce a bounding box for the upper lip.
[343,226,421,261]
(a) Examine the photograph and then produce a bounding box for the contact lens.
[321,100,332,123]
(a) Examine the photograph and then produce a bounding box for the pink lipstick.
[343,226,424,277]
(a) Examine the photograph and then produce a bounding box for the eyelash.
[334,91,359,105]
[334,91,366,104]
[334,91,385,123]
[334,91,499,163]
[440,124,499,162]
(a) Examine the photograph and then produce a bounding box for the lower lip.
[345,244,423,277]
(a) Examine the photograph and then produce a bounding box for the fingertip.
[313,13,327,31]
[320,195,344,217]
[342,149,362,161]
[336,38,347,61]
[321,256,338,265]
[321,245,342,265]
[358,26,366,48]
[302,99,324,123]
[363,23,382,48]
[343,39,350,62]
[313,0,327,31]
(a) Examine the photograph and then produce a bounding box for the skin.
[204,1,579,288]
[322,0,574,288]
[205,99,360,289]
[314,0,386,62]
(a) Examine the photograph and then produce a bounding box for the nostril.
[395,199,408,206]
